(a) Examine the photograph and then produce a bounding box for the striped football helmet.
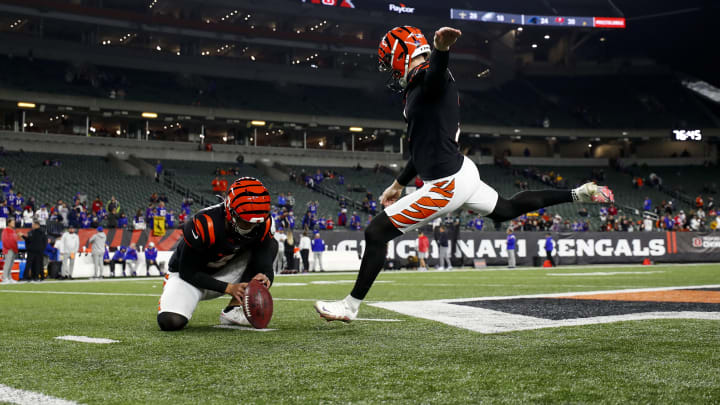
[378,26,431,92]
[224,177,271,234]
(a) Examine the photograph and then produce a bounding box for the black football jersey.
[396,49,464,185]
[168,203,277,293]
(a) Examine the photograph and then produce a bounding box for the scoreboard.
[450,9,626,29]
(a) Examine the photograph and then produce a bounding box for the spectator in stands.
[134,209,147,230]
[707,197,715,212]
[181,199,192,216]
[314,170,324,185]
[106,196,120,215]
[178,210,188,224]
[117,213,129,229]
[111,246,127,277]
[663,214,674,230]
[338,196,347,209]
[0,200,9,225]
[608,205,618,217]
[643,197,652,212]
[338,174,345,186]
[544,234,555,267]
[368,198,378,215]
[35,205,49,227]
[212,177,223,193]
[311,233,326,272]
[308,201,318,216]
[22,206,34,227]
[23,221,47,282]
[12,192,24,213]
[471,215,484,231]
[277,193,287,210]
[337,208,347,227]
[144,242,163,276]
[125,243,139,277]
[60,227,79,279]
[299,231,311,273]
[80,210,92,229]
[436,226,451,271]
[416,231,429,271]
[362,198,370,213]
[89,227,107,279]
[155,160,163,183]
[1,218,19,284]
[286,193,295,211]
[91,196,103,214]
[159,192,169,203]
[166,209,176,228]
[696,195,704,210]
[5,188,16,209]
[350,211,362,231]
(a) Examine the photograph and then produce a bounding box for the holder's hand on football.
[252,273,271,289]
[434,27,462,51]
[225,282,248,303]
[380,180,404,207]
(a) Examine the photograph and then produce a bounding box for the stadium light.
[251,120,266,126]
[142,112,158,119]
[544,35,550,39]
[17,102,36,109]
[531,44,538,48]
[349,127,363,132]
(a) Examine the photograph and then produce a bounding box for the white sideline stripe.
[547,271,665,276]
[0,383,81,405]
[55,336,119,344]
[355,318,403,322]
[213,325,276,332]
[0,290,159,297]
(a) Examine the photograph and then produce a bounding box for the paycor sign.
[389,3,415,14]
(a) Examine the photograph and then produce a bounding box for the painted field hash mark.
[370,285,720,334]
[55,336,119,344]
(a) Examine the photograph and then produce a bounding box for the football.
[243,279,273,329]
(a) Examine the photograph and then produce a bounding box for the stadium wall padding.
[2,230,718,278]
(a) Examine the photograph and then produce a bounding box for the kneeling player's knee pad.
[157,312,188,331]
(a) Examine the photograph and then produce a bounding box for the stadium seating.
[1,151,182,217]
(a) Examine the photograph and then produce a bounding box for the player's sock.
[350,213,401,300]
[488,190,573,222]
[344,295,362,312]
[223,305,241,313]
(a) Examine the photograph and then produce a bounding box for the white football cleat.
[573,182,615,204]
[314,300,358,323]
[219,306,251,326]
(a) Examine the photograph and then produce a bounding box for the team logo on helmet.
[378,26,431,92]
[224,177,271,234]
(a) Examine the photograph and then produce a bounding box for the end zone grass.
[1,264,719,404]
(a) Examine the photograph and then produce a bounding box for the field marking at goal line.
[55,336,119,344]
[0,383,81,405]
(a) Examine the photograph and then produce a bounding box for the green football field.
[1,264,719,404]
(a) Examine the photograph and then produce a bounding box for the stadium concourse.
[0,0,719,402]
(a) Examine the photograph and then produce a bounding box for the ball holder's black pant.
[350,189,572,300]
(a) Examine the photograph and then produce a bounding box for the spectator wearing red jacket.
[1,218,19,283]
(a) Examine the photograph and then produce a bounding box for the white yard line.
[0,383,81,405]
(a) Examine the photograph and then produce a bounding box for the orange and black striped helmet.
[378,26,431,92]
[224,177,271,226]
